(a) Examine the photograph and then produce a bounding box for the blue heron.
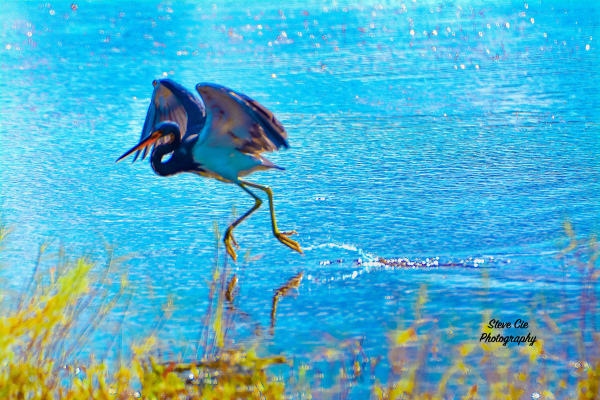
[116,79,302,262]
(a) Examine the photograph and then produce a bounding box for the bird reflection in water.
[270,271,304,335]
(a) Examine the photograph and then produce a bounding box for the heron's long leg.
[239,180,303,254]
[224,184,262,262]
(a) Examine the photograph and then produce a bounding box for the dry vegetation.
[0,220,598,399]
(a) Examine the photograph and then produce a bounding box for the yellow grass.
[0,220,598,399]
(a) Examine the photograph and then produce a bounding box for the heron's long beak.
[116,130,162,163]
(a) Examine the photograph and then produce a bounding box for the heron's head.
[116,121,181,163]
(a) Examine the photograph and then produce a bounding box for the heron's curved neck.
[150,134,200,176]
[151,142,180,177]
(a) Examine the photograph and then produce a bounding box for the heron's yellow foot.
[224,229,241,262]
[274,231,303,254]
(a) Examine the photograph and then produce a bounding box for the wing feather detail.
[195,83,289,154]
[134,79,205,161]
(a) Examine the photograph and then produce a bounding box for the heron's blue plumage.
[122,79,290,181]
[117,79,302,261]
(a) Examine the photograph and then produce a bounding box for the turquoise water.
[1,0,599,393]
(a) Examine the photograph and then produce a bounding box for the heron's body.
[117,79,302,261]
[191,145,280,182]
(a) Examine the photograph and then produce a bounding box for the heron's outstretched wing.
[195,83,289,154]
[135,79,205,161]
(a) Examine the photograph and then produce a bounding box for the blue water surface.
[1,0,599,395]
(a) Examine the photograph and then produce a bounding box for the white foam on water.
[302,241,379,261]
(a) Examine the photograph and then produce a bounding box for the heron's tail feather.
[259,156,285,170]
